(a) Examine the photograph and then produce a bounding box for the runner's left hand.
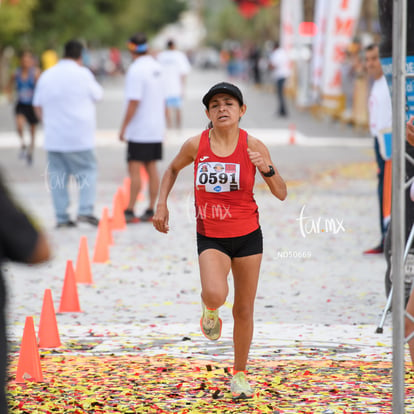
[247,148,267,173]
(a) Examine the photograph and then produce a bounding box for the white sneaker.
[200,302,222,341]
[230,371,254,399]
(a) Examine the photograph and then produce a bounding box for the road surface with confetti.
[1,70,413,413]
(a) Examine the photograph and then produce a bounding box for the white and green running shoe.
[200,302,222,341]
[231,371,254,400]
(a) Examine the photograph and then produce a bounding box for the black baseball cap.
[202,82,244,108]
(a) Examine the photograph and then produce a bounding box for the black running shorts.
[197,227,263,258]
[15,103,38,125]
[127,142,162,162]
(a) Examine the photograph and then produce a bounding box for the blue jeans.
[47,150,97,224]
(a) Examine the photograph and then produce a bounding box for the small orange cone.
[93,216,110,263]
[75,236,93,284]
[117,186,127,211]
[111,188,126,230]
[101,207,114,246]
[58,260,82,312]
[289,124,296,145]
[16,316,43,383]
[38,289,61,348]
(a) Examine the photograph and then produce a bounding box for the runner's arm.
[153,136,199,233]
[247,136,287,201]
[5,73,15,102]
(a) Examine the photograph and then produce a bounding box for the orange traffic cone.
[289,124,296,145]
[93,215,110,263]
[101,207,113,246]
[117,186,127,211]
[58,260,82,312]
[111,188,126,230]
[16,316,43,383]
[38,289,61,348]
[75,236,94,284]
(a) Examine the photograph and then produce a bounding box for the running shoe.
[363,244,384,254]
[124,209,140,224]
[56,220,77,229]
[26,151,33,166]
[230,371,253,400]
[139,208,154,222]
[77,215,99,226]
[18,146,26,160]
[200,302,222,341]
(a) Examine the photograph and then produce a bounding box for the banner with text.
[311,0,330,102]
[280,0,303,60]
[321,0,362,102]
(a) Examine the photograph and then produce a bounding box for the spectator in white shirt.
[157,39,191,129]
[33,40,103,228]
[364,43,392,254]
[119,33,166,223]
[269,41,291,117]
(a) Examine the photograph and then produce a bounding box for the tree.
[116,0,188,40]
[27,0,187,53]
[0,0,37,90]
[0,0,37,47]
[203,0,280,47]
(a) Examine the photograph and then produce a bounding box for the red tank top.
[194,128,259,238]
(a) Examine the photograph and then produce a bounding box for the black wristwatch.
[262,165,275,177]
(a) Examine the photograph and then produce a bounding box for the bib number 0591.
[198,172,236,185]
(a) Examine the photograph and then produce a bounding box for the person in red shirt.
[153,82,287,399]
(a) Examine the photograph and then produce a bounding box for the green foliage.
[115,0,187,42]
[1,0,187,54]
[203,0,280,47]
[0,0,37,47]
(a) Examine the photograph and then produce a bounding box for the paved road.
[0,67,390,339]
[1,68,409,412]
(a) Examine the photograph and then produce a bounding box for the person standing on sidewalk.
[153,82,287,399]
[363,44,392,254]
[0,171,51,412]
[119,33,166,223]
[157,39,191,129]
[33,40,103,228]
[269,41,290,117]
[7,51,41,165]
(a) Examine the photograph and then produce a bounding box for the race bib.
[196,162,240,193]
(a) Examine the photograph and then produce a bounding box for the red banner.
[233,0,272,19]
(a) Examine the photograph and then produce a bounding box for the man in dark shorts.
[119,33,166,223]
[7,51,40,165]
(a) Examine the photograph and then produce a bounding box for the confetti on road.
[3,149,408,413]
[7,355,414,413]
